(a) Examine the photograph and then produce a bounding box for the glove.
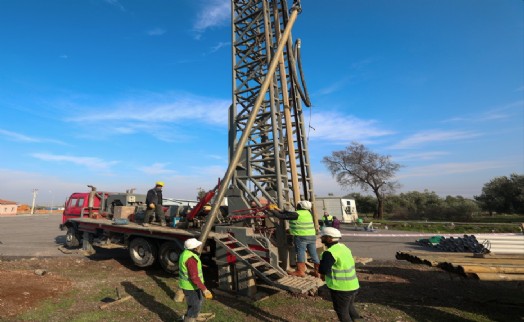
[203,289,213,300]
[268,204,280,211]
[149,203,155,209]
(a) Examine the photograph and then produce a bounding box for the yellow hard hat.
[155,181,164,187]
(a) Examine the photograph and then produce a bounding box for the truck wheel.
[159,241,182,274]
[65,226,80,248]
[129,237,157,268]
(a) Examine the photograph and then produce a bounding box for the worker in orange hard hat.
[143,181,166,227]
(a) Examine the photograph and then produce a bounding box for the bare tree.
[322,142,402,219]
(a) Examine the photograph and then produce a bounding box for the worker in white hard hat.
[319,227,361,322]
[143,181,166,227]
[179,238,213,322]
[269,200,320,278]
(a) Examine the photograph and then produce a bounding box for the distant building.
[0,199,18,215]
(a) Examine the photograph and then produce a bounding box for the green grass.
[18,294,76,321]
[369,220,522,233]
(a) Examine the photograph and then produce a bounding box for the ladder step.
[262,269,278,276]
[230,247,247,252]
[240,254,257,259]
[223,240,237,245]
[251,261,267,268]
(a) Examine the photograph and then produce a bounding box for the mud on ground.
[0,254,522,322]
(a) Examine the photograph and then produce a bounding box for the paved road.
[337,225,427,261]
[0,214,68,257]
[0,214,433,260]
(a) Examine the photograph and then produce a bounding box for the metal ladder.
[214,233,322,294]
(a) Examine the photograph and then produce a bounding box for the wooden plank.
[473,273,524,281]
[460,265,524,274]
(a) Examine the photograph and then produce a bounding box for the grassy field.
[1,255,522,322]
[357,214,524,234]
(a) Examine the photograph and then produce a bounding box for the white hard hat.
[321,227,342,238]
[298,200,312,210]
[184,238,202,250]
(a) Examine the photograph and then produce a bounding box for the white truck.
[314,197,358,223]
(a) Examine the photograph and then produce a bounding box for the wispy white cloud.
[391,130,480,149]
[308,111,393,143]
[193,0,230,38]
[138,162,177,175]
[190,165,226,178]
[104,0,125,11]
[0,168,87,205]
[31,153,119,171]
[351,57,376,70]
[394,151,449,161]
[63,92,230,141]
[67,92,229,125]
[60,54,68,59]
[0,129,67,145]
[444,100,524,123]
[397,160,508,179]
[209,41,230,53]
[147,28,166,36]
[206,154,225,160]
[315,77,351,96]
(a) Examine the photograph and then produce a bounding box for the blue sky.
[0,0,522,206]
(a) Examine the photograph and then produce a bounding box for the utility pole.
[31,189,38,215]
[49,190,54,214]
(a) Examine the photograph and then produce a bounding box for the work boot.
[160,221,166,227]
[183,317,196,322]
[310,263,321,278]
[141,223,149,227]
[289,262,306,277]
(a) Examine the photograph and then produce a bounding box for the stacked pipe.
[475,234,524,254]
[435,235,486,253]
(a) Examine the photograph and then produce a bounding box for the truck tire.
[129,237,157,268]
[65,226,80,248]
[159,241,182,274]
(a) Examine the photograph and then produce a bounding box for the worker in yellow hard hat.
[143,181,166,227]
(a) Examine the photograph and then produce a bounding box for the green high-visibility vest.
[179,249,204,290]
[321,243,359,291]
[289,209,316,236]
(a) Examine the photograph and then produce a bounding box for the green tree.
[386,191,479,221]
[474,174,524,215]
[345,192,377,215]
[323,142,402,219]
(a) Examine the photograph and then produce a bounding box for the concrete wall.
[0,203,18,215]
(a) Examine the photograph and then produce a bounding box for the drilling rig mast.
[199,0,316,270]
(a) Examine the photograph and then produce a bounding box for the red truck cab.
[60,192,110,227]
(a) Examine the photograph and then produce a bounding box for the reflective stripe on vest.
[289,209,316,236]
[178,249,204,290]
[321,243,360,291]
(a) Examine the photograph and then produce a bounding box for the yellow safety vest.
[289,209,316,236]
[179,249,204,290]
[321,243,359,291]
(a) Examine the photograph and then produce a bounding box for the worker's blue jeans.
[294,235,320,264]
[182,289,203,318]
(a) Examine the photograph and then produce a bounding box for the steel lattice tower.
[228,0,314,212]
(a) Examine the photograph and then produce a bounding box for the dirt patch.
[0,269,71,318]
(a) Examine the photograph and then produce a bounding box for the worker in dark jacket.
[319,227,361,322]
[179,238,213,322]
[270,200,320,277]
[143,181,166,227]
